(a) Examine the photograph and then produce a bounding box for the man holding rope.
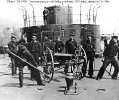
[15,44,44,87]
[7,34,44,87]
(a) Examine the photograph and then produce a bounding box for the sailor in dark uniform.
[64,32,77,73]
[54,36,64,53]
[8,36,18,75]
[20,35,29,50]
[96,36,119,80]
[65,32,77,54]
[8,36,25,75]
[29,34,41,65]
[15,45,44,87]
[43,7,49,25]
[82,35,95,78]
[29,34,42,80]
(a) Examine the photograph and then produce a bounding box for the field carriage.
[42,46,87,83]
[21,27,87,83]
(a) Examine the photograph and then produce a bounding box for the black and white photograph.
[0,0,119,100]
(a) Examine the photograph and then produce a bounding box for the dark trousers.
[81,59,87,77]
[87,53,94,76]
[11,57,17,75]
[97,57,119,79]
[32,53,39,65]
[19,66,24,87]
[43,16,48,25]
[31,53,40,79]
[19,65,42,87]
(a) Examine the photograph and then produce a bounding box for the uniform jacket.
[8,39,25,53]
[8,41,18,54]
[16,47,38,67]
[55,40,64,53]
[8,39,23,57]
[18,39,29,50]
[43,40,53,51]
[103,40,119,58]
[83,40,95,55]
[43,9,49,17]
[29,41,41,57]
[65,39,77,54]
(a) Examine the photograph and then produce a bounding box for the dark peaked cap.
[31,33,37,36]
[70,32,75,36]
[11,36,16,39]
[112,36,118,39]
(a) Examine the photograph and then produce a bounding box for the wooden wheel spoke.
[41,47,54,83]
[73,46,87,80]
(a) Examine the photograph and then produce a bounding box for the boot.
[36,71,45,86]
[19,71,23,87]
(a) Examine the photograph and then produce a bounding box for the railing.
[23,13,95,27]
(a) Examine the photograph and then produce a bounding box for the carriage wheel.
[41,47,54,83]
[73,46,87,80]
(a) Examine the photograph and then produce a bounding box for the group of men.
[8,34,44,87]
[83,35,119,80]
[42,7,119,81]
[8,31,119,88]
[53,32,95,76]
[54,33,119,80]
[8,32,80,87]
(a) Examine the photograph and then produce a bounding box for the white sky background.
[0,0,119,35]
